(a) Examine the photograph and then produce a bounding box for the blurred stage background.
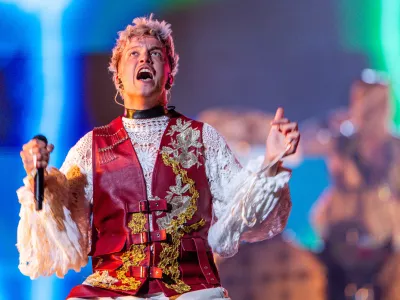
[1,0,400,299]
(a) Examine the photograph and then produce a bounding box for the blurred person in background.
[16,14,300,300]
[303,70,400,300]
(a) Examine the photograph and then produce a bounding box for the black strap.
[123,105,167,119]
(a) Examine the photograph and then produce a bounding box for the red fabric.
[68,115,220,299]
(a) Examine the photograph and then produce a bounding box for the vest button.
[210,278,215,281]
[204,266,208,269]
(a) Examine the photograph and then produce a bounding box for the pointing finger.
[274,107,284,121]
[271,119,289,125]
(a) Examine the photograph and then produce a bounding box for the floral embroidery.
[156,174,191,229]
[157,153,205,294]
[84,270,118,287]
[162,119,202,169]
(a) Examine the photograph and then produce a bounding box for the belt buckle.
[139,200,149,212]
[140,266,149,278]
[140,231,149,244]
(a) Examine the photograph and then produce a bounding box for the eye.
[151,51,162,58]
[129,51,139,57]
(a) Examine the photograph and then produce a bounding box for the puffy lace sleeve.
[203,124,292,257]
[16,132,93,279]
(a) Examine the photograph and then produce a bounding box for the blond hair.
[109,14,179,88]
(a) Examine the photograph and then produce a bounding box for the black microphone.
[33,134,48,211]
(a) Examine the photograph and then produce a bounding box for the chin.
[137,88,164,100]
[132,87,153,96]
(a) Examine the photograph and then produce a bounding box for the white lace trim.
[123,116,169,197]
[202,123,243,220]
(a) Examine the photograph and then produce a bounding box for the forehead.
[125,36,165,50]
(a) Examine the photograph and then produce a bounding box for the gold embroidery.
[157,153,205,294]
[112,244,146,291]
[162,119,202,169]
[182,219,206,233]
[85,270,118,287]
[86,244,146,291]
[87,213,148,291]
[156,174,191,229]
[128,213,147,234]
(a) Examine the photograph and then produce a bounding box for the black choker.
[123,105,168,119]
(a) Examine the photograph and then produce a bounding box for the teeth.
[139,68,151,74]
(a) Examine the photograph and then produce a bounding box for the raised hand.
[266,107,300,163]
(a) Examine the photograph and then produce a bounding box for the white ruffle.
[16,171,88,279]
[208,156,291,257]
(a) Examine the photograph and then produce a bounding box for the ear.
[115,74,125,91]
[166,74,174,90]
[113,74,119,88]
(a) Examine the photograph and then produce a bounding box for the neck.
[123,91,167,110]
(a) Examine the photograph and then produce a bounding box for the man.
[17,15,300,300]
[311,73,400,250]
[306,71,400,299]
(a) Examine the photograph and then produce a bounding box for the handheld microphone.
[33,134,48,211]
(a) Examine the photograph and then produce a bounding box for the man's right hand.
[20,139,54,176]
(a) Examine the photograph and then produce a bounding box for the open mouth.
[136,67,154,82]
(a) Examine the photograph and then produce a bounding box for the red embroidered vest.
[67,113,220,299]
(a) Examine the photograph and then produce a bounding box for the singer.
[17,14,300,300]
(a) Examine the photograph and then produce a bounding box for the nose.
[139,52,152,64]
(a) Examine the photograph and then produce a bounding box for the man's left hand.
[266,107,300,163]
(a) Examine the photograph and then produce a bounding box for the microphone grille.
[33,134,48,146]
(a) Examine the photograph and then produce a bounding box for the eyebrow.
[125,45,164,52]
[125,46,141,52]
[148,46,163,52]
